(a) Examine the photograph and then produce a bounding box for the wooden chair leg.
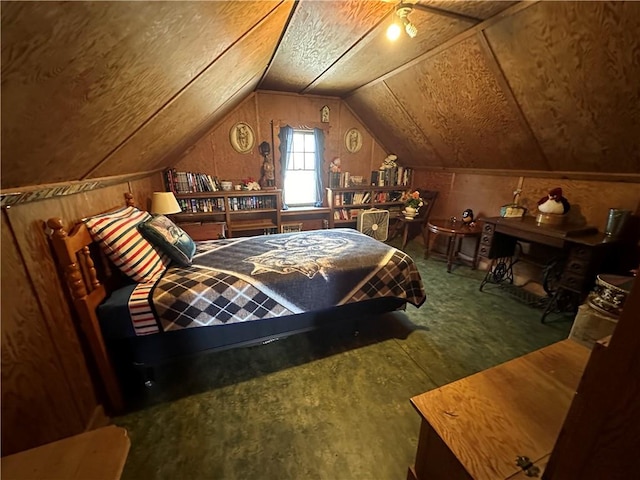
[402,224,410,249]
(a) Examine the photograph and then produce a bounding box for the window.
[280,128,324,207]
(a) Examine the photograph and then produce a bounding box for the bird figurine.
[462,208,475,225]
[537,187,570,215]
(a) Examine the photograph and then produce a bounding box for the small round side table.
[425,219,482,272]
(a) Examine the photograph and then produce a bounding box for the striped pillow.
[84,206,169,283]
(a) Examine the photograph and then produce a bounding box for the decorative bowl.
[536,212,565,226]
[587,274,634,318]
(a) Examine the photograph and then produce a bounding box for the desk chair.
[389,189,438,249]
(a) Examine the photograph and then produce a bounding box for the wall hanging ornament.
[321,105,330,123]
[230,122,255,154]
[344,128,362,153]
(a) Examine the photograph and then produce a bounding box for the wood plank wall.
[174,91,389,190]
[412,169,640,273]
[412,170,640,231]
[1,90,637,458]
[173,89,639,244]
[1,175,161,456]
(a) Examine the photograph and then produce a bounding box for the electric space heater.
[357,208,390,241]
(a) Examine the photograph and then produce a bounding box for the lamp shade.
[151,192,182,215]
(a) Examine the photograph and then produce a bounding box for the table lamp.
[151,192,182,215]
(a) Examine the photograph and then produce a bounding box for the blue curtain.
[278,125,294,209]
[278,126,325,208]
[313,128,325,207]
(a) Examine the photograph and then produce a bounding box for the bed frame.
[46,193,407,413]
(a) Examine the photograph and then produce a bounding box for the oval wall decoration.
[344,128,362,153]
[230,122,255,154]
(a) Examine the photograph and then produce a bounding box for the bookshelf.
[172,190,283,239]
[327,167,413,189]
[326,186,406,228]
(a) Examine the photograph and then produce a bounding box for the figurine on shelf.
[242,177,261,191]
[259,141,275,188]
[329,157,341,173]
[462,208,475,225]
[380,154,397,170]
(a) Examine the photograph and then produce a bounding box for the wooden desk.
[408,340,590,480]
[478,216,619,321]
[1,426,130,480]
[425,219,482,272]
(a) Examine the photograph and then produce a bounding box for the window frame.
[283,129,319,207]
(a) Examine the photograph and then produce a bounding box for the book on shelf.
[368,167,413,187]
[164,168,220,194]
[177,197,225,214]
[227,195,276,211]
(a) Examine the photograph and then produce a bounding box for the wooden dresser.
[408,340,590,480]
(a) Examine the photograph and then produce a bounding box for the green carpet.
[115,239,572,479]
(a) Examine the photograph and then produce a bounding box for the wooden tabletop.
[480,216,605,247]
[427,218,482,235]
[1,425,130,480]
[410,340,590,480]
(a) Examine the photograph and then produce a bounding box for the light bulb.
[404,21,417,38]
[386,23,401,41]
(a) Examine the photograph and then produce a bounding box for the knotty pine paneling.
[1,2,280,190]
[261,0,393,93]
[1,214,85,456]
[90,3,292,179]
[310,8,475,96]
[386,36,548,171]
[347,83,442,167]
[2,178,157,451]
[484,1,640,174]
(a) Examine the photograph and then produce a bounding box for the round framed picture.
[344,128,362,153]
[230,122,255,154]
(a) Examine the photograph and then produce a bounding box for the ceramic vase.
[404,206,418,219]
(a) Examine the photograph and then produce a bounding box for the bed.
[46,194,426,412]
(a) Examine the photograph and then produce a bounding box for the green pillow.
[138,215,196,267]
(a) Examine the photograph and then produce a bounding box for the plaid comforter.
[130,229,425,335]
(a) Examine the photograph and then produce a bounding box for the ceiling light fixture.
[386,2,418,41]
[386,22,402,41]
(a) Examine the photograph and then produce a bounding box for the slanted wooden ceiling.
[1,1,639,191]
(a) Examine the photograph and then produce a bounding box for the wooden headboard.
[45,193,136,412]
